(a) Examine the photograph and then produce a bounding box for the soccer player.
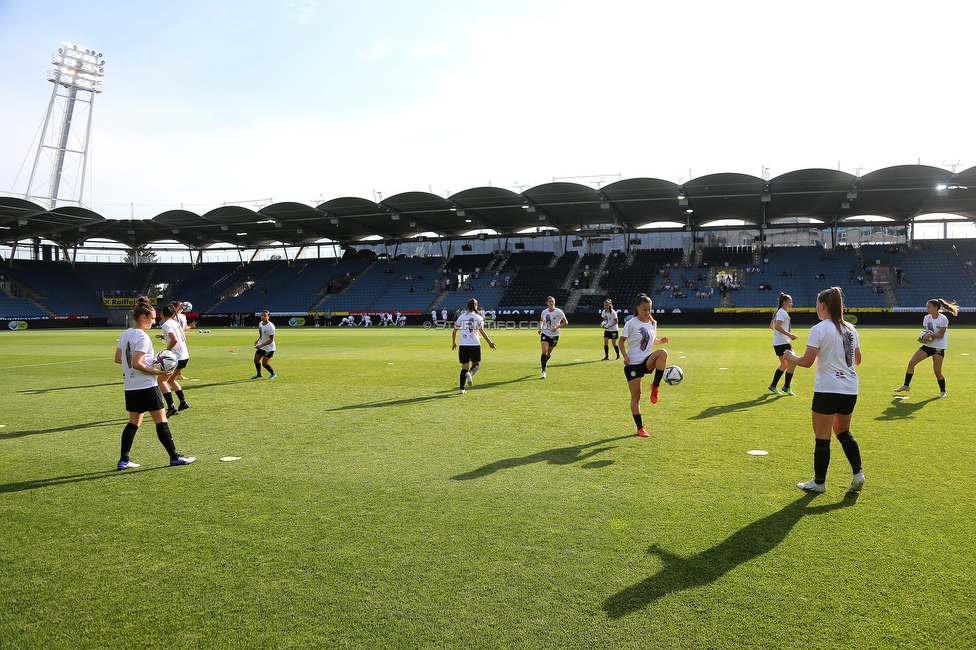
[451,298,497,394]
[619,293,670,437]
[114,296,195,469]
[783,287,864,493]
[174,301,195,380]
[768,292,799,396]
[538,296,568,379]
[600,298,620,360]
[894,298,959,397]
[252,310,277,379]
[158,303,191,417]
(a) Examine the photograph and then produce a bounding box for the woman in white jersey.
[894,298,959,398]
[619,293,670,438]
[601,298,620,361]
[114,296,195,470]
[783,287,864,493]
[158,303,191,417]
[768,292,799,396]
[252,310,277,379]
[451,298,497,394]
[174,301,194,380]
[538,296,568,379]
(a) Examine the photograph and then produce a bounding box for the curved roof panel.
[2,165,973,249]
[602,178,685,229]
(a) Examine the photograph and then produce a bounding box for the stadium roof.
[2,164,974,250]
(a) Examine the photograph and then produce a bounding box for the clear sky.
[1,0,973,220]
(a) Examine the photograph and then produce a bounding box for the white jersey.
[772,308,792,346]
[455,311,485,346]
[257,321,276,352]
[601,308,619,332]
[118,328,158,391]
[922,313,949,349]
[807,319,859,395]
[621,317,657,365]
[540,308,567,337]
[161,319,189,360]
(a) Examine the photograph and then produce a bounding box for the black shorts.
[604,330,619,340]
[623,361,652,381]
[773,343,793,357]
[176,358,189,370]
[256,349,275,358]
[811,392,857,416]
[919,345,945,358]
[125,386,165,414]
[541,334,559,347]
[458,345,483,365]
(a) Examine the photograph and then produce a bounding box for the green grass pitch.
[1,324,974,649]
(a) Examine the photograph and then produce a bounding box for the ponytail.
[635,292,656,326]
[928,298,959,317]
[817,286,853,336]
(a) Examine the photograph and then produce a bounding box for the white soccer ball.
[181,301,193,313]
[154,349,179,371]
[663,365,684,386]
[919,330,930,342]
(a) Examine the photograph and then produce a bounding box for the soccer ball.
[154,349,179,371]
[663,365,684,386]
[919,330,930,342]
[181,301,193,313]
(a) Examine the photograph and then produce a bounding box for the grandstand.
[2,242,976,322]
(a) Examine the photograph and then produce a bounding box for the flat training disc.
[219,456,242,462]
[746,450,769,456]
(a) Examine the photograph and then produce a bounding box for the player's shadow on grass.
[451,435,633,480]
[688,393,780,420]
[603,491,858,619]
[875,396,940,420]
[0,419,127,441]
[19,382,119,395]
[1,466,170,494]
[324,375,537,411]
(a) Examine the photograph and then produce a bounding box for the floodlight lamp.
[685,208,693,214]
[236,232,247,236]
[18,218,28,226]
[391,212,400,221]
[330,218,339,225]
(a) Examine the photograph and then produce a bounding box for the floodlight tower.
[25,43,105,210]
